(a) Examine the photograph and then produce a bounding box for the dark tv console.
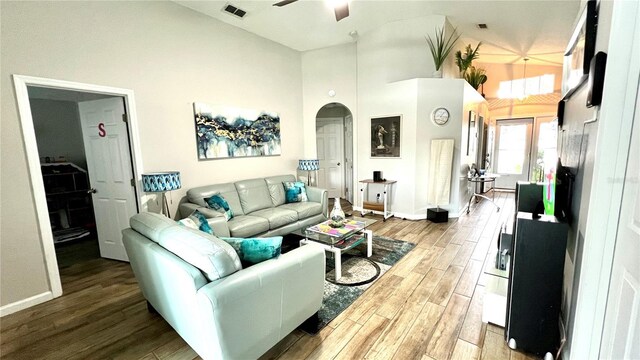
[505,212,568,357]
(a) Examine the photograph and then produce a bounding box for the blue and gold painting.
[194,102,281,160]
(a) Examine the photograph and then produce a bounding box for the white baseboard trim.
[0,291,53,317]
[352,207,463,220]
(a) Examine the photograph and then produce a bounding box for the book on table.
[306,219,367,238]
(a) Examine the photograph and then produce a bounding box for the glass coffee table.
[293,217,378,281]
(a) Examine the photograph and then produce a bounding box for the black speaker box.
[427,208,448,223]
[557,100,565,127]
[587,52,607,108]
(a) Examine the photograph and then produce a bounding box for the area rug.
[284,235,416,335]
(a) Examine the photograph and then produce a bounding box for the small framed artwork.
[467,111,476,156]
[562,0,597,99]
[371,115,401,158]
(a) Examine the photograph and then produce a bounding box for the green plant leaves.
[425,27,460,71]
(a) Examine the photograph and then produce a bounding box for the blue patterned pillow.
[220,236,282,265]
[177,210,214,235]
[283,181,308,203]
[205,194,234,221]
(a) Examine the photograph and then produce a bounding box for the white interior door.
[316,118,344,199]
[78,98,137,262]
[493,118,533,189]
[599,82,640,359]
[344,114,354,203]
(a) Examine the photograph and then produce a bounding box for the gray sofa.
[123,212,326,359]
[179,174,328,238]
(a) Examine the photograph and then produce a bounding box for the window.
[497,74,556,99]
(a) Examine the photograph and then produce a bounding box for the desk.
[467,175,500,213]
[359,179,396,221]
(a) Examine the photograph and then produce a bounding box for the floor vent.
[223,3,247,19]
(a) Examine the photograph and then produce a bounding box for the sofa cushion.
[187,183,244,216]
[178,210,214,235]
[220,236,282,265]
[235,178,273,214]
[129,212,177,243]
[205,194,234,221]
[265,175,296,206]
[251,208,299,229]
[283,181,308,203]
[227,215,270,238]
[157,226,242,281]
[278,202,323,219]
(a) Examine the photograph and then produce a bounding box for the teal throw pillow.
[220,236,282,265]
[177,210,214,235]
[205,194,234,221]
[283,181,308,203]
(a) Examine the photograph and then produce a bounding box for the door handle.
[337,162,341,166]
[87,188,97,194]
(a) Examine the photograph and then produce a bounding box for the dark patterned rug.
[282,235,416,335]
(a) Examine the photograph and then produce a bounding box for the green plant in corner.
[464,66,488,90]
[425,27,460,73]
[455,42,482,76]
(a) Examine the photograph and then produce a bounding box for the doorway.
[315,103,354,203]
[493,116,559,189]
[13,75,144,303]
[28,87,139,270]
[494,118,533,189]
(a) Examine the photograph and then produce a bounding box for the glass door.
[493,118,534,189]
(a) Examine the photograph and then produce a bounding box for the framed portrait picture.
[371,115,401,158]
[467,110,477,156]
[562,0,597,99]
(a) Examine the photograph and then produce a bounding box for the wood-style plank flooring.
[1,192,539,360]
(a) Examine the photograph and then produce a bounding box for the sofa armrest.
[306,186,329,218]
[208,216,231,237]
[195,244,325,359]
[179,202,223,219]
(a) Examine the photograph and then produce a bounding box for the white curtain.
[427,139,454,206]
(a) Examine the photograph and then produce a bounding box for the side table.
[359,179,396,221]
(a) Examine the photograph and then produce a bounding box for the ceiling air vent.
[223,3,247,19]
[477,23,488,29]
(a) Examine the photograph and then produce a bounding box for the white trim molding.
[0,292,53,317]
[11,75,146,309]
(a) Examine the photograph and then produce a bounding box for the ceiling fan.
[273,0,350,22]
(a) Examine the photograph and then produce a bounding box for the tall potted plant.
[425,27,460,78]
[464,66,488,90]
[455,42,482,76]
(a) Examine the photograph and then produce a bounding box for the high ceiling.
[174,0,581,66]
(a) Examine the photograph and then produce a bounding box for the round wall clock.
[432,107,450,125]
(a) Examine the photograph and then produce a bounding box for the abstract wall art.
[194,102,281,160]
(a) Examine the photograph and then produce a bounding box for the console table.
[467,174,500,213]
[359,179,396,221]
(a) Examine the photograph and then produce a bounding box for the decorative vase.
[432,69,443,78]
[329,198,346,228]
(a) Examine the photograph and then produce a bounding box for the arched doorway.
[315,103,354,203]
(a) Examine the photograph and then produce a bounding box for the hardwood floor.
[0,193,538,360]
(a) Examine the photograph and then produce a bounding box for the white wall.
[30,99,88,169]
[1,1,302,308]
[300,15,481,218]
